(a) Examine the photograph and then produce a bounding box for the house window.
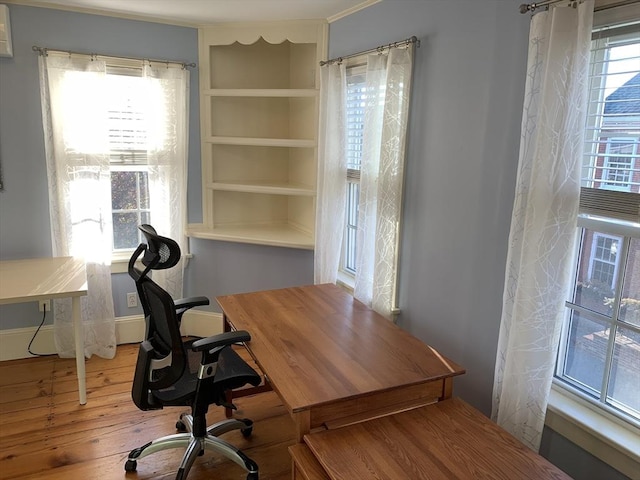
[588,233,621,290]
[341,66,366,276]
[602,138,638,191]
[556,24,640,424]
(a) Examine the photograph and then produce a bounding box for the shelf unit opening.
[209,144,316,190]
[209,38,317,90]
[209,96,316,140]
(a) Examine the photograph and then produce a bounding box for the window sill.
[336,270,355,294]
[545,383,640,478]
[111,251,133,274]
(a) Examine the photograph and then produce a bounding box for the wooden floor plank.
[0,343,295,480]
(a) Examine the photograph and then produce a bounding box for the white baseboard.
[0,310,223,362]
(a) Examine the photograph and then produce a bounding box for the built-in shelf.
[204,89,318,98]
[188,224,315,250]
[204,136,317,148]
[208,181,315,196]
[194,21,327,249]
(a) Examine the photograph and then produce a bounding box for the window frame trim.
[545,384,640,478]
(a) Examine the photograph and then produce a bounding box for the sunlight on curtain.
[39,55,116,359]
[354,47,414,319]
[142,64,189,299]
[491,1,594,451]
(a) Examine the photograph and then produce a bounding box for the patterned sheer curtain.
[316,45,414,319]
[142,63,189,299]
[354,47,413,318]
[492,1,594,451]
[39,54,117,359]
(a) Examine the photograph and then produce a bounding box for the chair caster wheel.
[176,419,186,432]
[124,459,137,472]
[247,473,259,480]
[240,418,254,438]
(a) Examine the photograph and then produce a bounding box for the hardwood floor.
[0,343,296,480]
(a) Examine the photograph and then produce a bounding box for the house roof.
[604,72,640,115]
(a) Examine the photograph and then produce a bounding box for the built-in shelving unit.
[189,21,327,249]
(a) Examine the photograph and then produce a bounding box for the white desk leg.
[72,296,87,405]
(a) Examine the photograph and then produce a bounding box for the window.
[589,233,621,289]
[602,138,638,191]
[341,66,366,276]
[105,68,153,251]
[555,23,640,425]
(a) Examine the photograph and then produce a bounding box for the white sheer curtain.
[142,63,189,299]
[354,47,413,318]
[492,1,594,451]
[39,55,117,359]
[315,45,414,319]
[315,63,347,284]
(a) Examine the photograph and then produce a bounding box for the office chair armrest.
[174,296,210,311]
[191,330,251,352]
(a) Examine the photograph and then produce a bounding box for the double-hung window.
[555,22,640,425]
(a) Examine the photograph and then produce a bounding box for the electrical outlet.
[127,292,138,308]
[39,299,50,312]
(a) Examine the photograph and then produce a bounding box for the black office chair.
[125,224,261,480]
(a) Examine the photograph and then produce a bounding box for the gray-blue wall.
[0,3,629,479]
[329,0,529,419]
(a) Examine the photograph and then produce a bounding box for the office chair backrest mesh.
[129,226,187,410]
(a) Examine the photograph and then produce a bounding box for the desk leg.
[293,410,311,443]
[441,377,453,400]
[72,296,87,405]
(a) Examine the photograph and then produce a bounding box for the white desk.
[0,257,88,404]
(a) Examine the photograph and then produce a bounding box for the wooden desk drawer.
[289,444,330,480]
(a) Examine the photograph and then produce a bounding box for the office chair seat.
[153,345,259,405]
[125,224,261,480]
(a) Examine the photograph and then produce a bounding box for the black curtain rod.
[520,0,639,14]
[320,36,419,67]
[32,45,196,69]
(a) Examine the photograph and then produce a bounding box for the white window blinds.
[581,22,640,223]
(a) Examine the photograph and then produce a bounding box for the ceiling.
[13,0,379,26]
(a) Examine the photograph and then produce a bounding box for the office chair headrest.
[139,224,181,270]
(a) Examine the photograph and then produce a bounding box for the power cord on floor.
[27,303,55,357]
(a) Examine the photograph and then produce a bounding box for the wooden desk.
[0,257,88,404]
[294,397,571,480]
[217,283,465,442]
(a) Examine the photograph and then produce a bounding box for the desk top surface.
[304,397,571,480]
[0,257,87,304]
[217,283,465,413]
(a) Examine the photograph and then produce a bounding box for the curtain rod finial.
[520,3,531,13]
